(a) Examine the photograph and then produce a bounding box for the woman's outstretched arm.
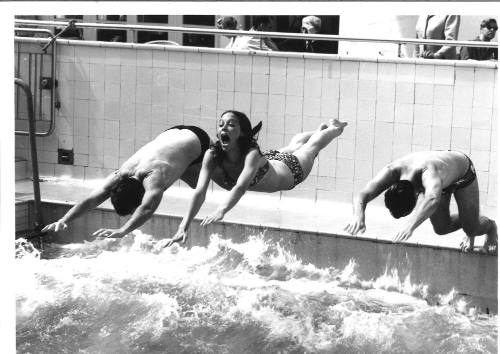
[200,149,262,226]
[165,151,215,246]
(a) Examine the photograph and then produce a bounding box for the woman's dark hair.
[211,110,262,164]
[384,180,417,219]
[110,176,145,216]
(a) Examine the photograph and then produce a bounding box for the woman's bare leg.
[293,119,347,178]
[279,123,329,154]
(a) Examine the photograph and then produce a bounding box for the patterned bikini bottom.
[264,150,305,188]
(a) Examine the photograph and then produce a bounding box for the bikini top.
[220,161,270,188]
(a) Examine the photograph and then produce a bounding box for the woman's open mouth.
[220,132,230,145]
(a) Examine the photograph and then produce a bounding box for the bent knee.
[432,225,451,235]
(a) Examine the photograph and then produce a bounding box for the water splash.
[16,232,497,354]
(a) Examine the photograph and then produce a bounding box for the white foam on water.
[15,232,498,353]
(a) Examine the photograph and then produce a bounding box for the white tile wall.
[413,104,433,126]
[394,103,414,124]
[414,83,434,105]
[415,64,434,84]
[473,84,495,108]
[358,80,377,102]
[377,62,396,82]
[434,65,454,85]
[470,129,491,151]
[432,105,452,127]
[430,126,451,150]
[396,63,415,82]
[287,58,304,77]
[450,127,471,153]
[15,43,497,209]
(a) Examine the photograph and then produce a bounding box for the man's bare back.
[390,151,470,191]
[120,129,203,187]
[42,125,211,239]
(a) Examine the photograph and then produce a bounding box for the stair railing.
[15,78,45,249]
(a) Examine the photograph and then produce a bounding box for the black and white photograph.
[3,2,499,353]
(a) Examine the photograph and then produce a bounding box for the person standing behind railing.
[279,16,336,54]
[216,16,240,49]
[415,15,460,59]
[231,16,279,51]
[460,18,498,61]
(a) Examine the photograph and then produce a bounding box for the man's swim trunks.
[442,153,476,194]
[166,125,210,165]
[264,150,305,188]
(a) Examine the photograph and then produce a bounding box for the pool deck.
[15,178,496,252]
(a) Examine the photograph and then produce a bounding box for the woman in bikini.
[165,110,347,246]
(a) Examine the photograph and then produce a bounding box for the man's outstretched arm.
[41,173,118,233]
[345,165,398,235]
[393,167,442,242]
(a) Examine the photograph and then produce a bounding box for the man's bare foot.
[460,235,474,252]
[481,220,497,254]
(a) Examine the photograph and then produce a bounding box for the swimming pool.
[16,231,497,354]
[14,20,499,353]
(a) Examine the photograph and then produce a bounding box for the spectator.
[216,16,240,49]
[460,18,498,61]
[280,16,336,54]
[232,16,279,51]
[54,15,83,40]
[415,15,460,59]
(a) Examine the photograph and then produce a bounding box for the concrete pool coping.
[15,178,497,253]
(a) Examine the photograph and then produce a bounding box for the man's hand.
[200,209,225,227]
[162,229,188,248]
[344,216,366,236]
[420,50,443,59]
[41,220,68,233]
[393,226,414,243]
[92,228,126,239]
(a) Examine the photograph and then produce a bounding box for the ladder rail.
[15,78,44,239]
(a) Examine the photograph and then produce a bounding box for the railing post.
[15,78,45,247]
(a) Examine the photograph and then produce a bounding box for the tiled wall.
[15,40,498,208]
[15,202,30,233]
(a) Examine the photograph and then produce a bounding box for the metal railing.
[14,26,58,137]
[14,19,498,50]
[15,78,45,248]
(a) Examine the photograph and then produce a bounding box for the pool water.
[16,232,497,354]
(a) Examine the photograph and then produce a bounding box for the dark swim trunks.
[166,125,210,166]
[442,154,476,194]
[264,150,304,188]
